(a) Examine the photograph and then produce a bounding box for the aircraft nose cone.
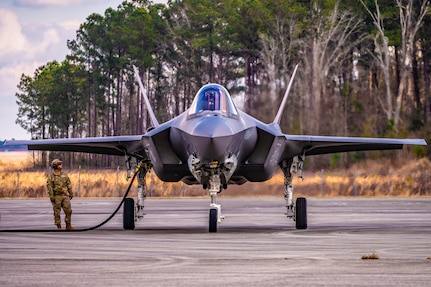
[191,114,234,137]
[191,115,235,160]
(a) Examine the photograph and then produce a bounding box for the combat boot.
[66,223,75,230]
[56,223,61,230]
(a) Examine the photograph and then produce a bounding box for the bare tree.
[360,0,429,132]
[259,17,296,123]
[300,1,365,134]
[360,0,393,123]
[394,0,429,131]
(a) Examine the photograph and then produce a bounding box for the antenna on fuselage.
[272,64,299,125]
[133,65,159,127]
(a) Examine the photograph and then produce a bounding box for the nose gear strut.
[188,154,238,232]
[209,174,225,232]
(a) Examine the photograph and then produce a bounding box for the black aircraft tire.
[123,198,135,230]
[209,208,218,233]
[295,197,307,230]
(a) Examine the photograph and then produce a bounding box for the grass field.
[1,152,430,198]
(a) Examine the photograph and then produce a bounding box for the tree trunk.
[311,37,321,135]
[424,52,431,123]
[412,44,421,110]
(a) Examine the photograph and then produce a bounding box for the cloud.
[13,0,83,7]
[0,60,45,97]
[0,8,62,65]
[0,10,62,131]
[0,59,43,139]
[0,8,27,58]
[1,0,117,139]
[30,27,61,58]
[58,20,82,31]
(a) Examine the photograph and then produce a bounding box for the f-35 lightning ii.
[6,65,426,232]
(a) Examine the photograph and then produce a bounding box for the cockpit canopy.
[188,84,238,117]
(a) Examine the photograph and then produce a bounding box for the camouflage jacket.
[47,172,73,197]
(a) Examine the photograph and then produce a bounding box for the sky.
[0,0,164,141]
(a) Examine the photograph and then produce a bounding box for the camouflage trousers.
[51,195,72,225]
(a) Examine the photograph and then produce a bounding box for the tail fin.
[272,64,299,125]
[133,65,159,127]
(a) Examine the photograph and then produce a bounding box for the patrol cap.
[51,159,63,168]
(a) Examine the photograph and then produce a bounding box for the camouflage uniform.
[47,160,74,230]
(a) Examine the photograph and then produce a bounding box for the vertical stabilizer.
[133,65,159,127]
[272,64,299,125]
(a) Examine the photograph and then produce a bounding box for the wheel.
[295,197,307,230]
[123,198,135,230]
[209,208,218,233]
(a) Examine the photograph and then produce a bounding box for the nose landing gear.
[208,174,225,233]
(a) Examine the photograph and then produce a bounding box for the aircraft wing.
[4,136,146,158]
[284,135,427,157]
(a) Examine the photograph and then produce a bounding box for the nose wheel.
[208,174,225,232]
[209,202,224,232]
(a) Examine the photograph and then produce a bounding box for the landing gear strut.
[188,154,237,233]
[123,160,152,230]
[209,174,225,233]
[280,155,307,230]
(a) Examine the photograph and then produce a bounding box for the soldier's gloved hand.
[50,197,55,203]
[69,194,73,200]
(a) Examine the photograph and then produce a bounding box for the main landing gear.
[123,160,151,230]
[281,155,308,230]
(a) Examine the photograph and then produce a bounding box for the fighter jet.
[6,65,426,232]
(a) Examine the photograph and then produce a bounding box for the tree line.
[15,0,431,168]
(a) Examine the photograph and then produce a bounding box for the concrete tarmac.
[0,197,430,286]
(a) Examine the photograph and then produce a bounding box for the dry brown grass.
[0,152,34,171]
[1,152,430,198]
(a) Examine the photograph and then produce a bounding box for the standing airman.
[46,159,74,230]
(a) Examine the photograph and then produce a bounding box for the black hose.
[0,170,138,233]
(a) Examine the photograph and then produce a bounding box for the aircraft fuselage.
[142,83,285,186]
[143,108,268,185]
